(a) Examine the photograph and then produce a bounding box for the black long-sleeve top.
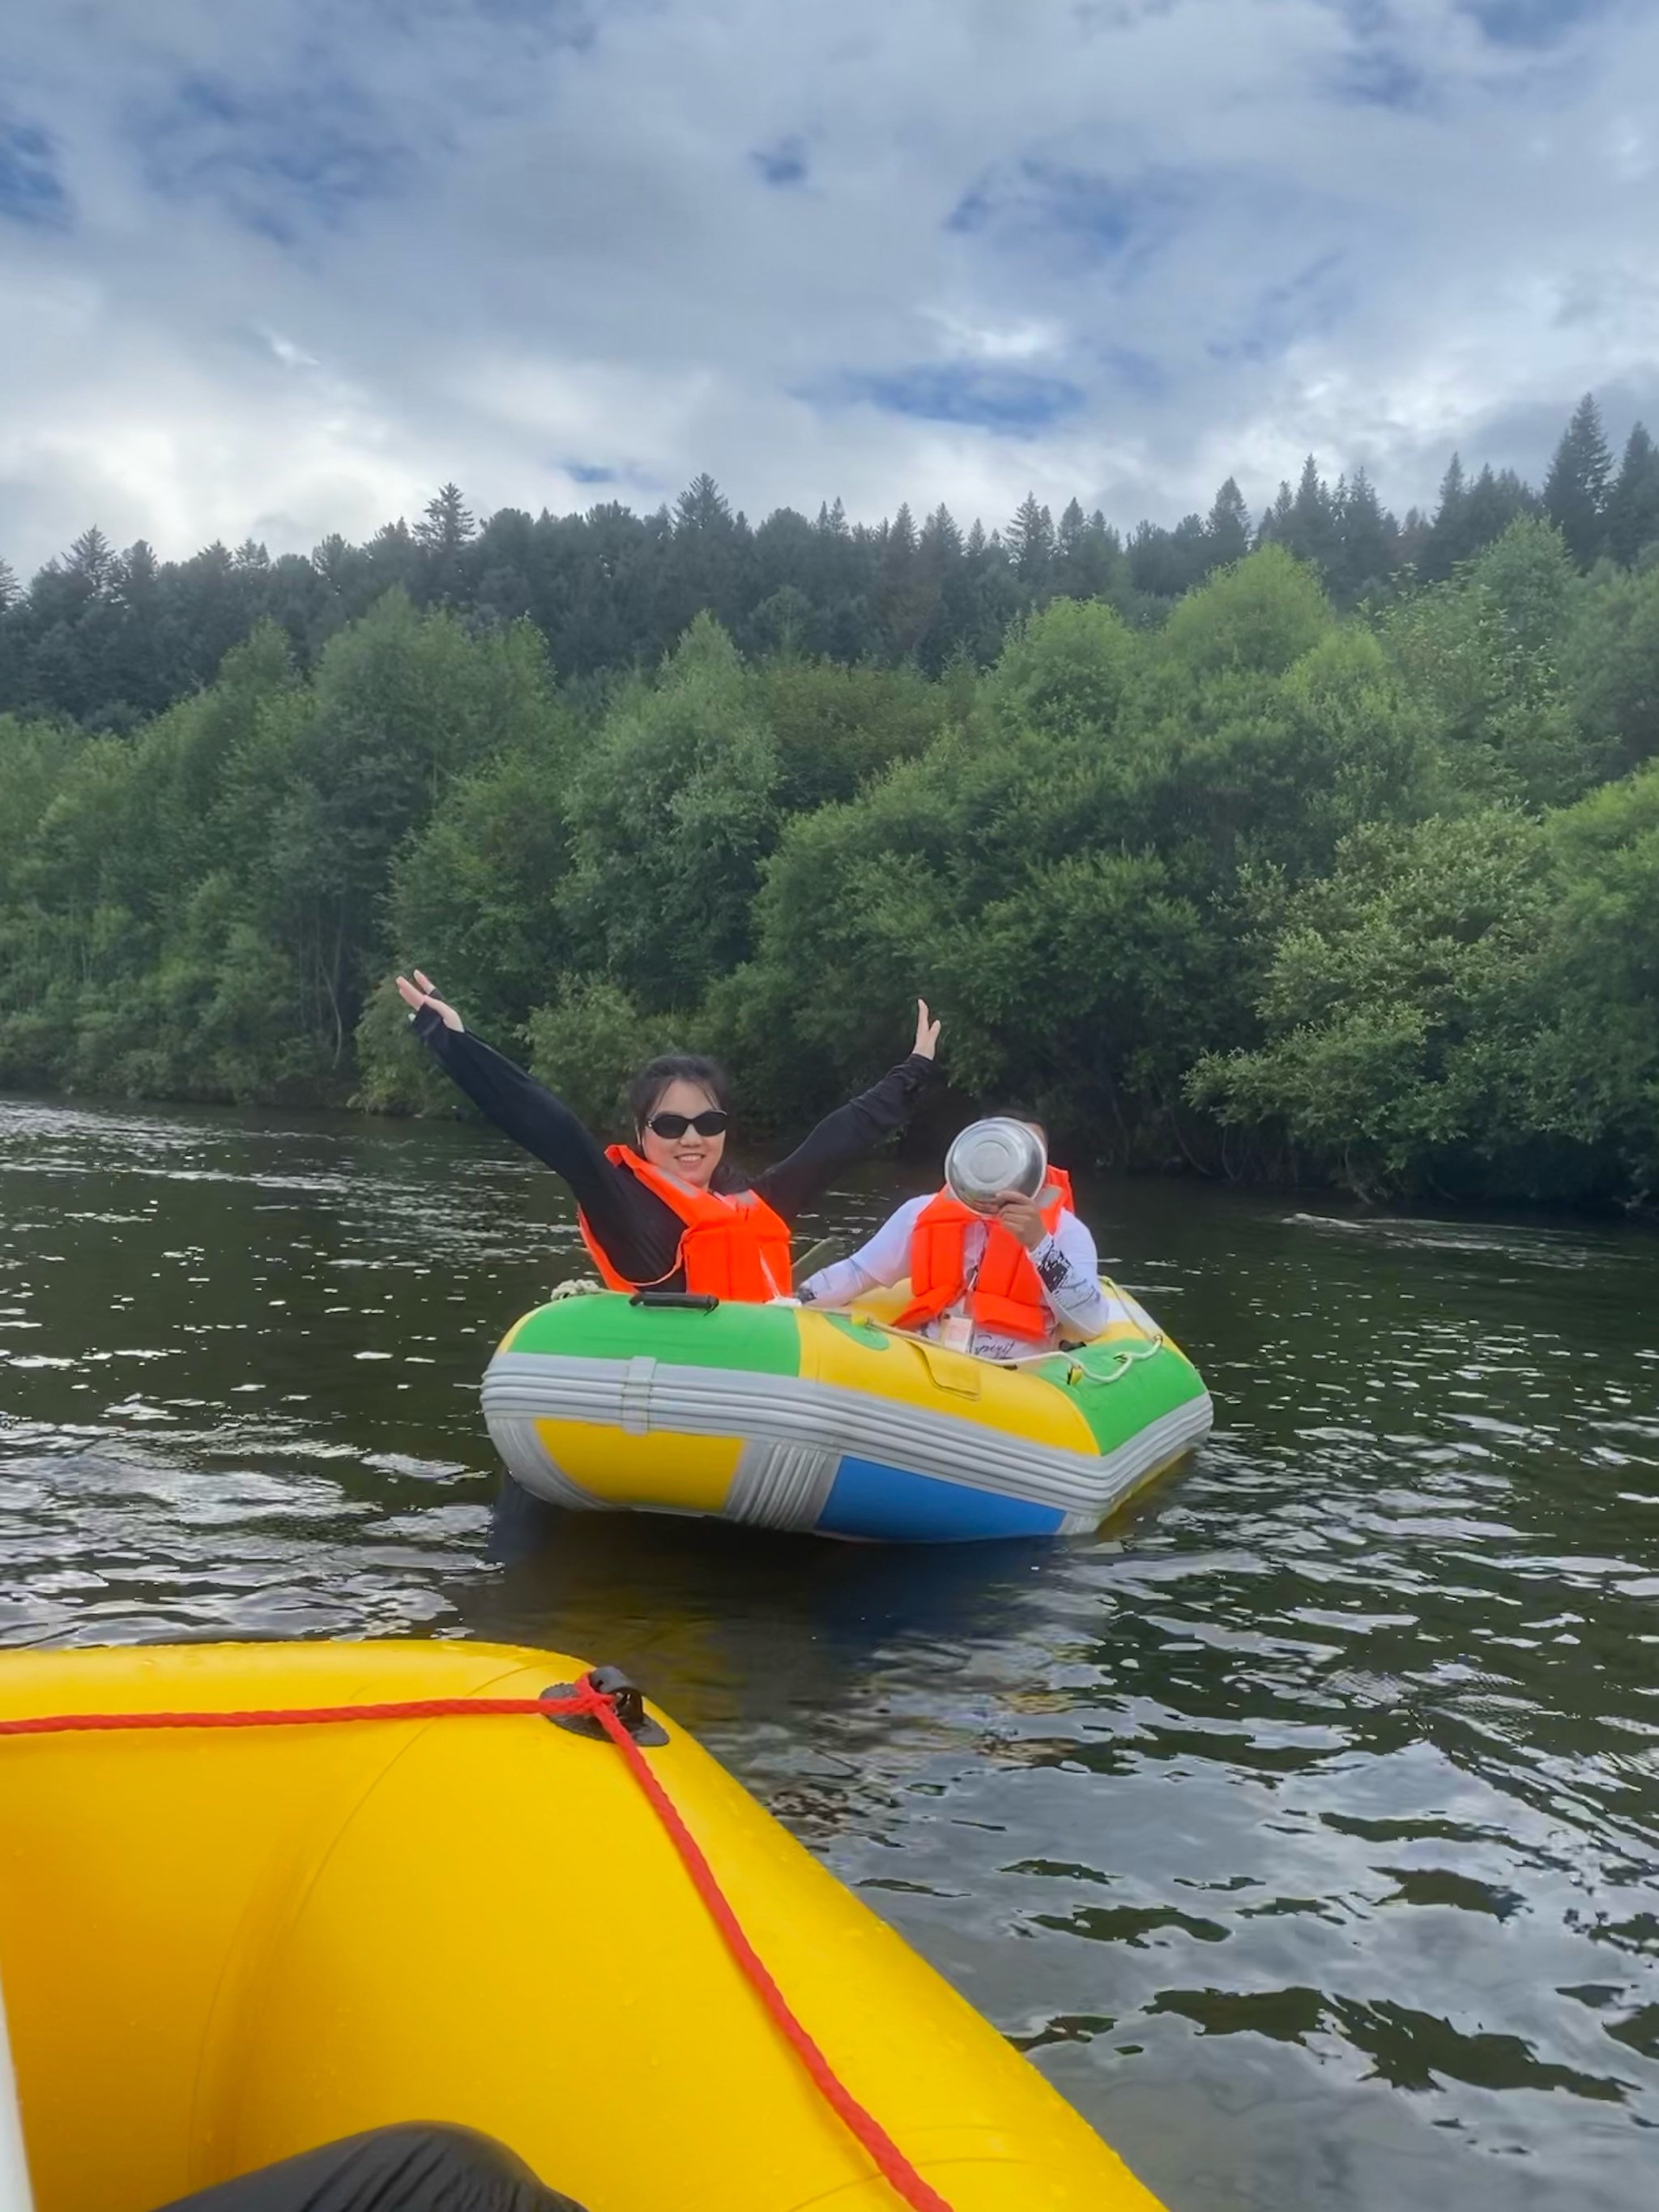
[414,1006,939,1288]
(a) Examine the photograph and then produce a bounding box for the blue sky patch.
[814,364,1085,433]
[0,115,71,229]
[1100,346,1170,401]
[949,157,1196,274]
[357,0,603,45]
[1209,250,1353,365]
[945,177,996,234]
[135,70,413,243]
[1456,0,1613,44]
[751,136,808,186]
[1328,41,1431,109]
[565,461,621,484]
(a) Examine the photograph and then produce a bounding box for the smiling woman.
[394,971,942,1297]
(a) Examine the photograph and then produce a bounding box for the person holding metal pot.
[395,971,941,1298]
[797,1117,1108,1360]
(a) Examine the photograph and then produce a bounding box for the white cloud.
[1,0,1657,573]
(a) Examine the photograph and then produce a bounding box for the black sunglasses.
[646,1109,730,1139]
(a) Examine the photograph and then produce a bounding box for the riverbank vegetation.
[2,395,1656,1206]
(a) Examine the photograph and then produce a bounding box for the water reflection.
[2,1095,1657,2211]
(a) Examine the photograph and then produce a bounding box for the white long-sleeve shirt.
[800,1192,1109,1361]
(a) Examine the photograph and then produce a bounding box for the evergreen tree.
[1128,517,1209,600]
[1330,469,1395,603]
[1257,480,1295,549]
[1204,478,1252,568]
[1461,464,1535,562]
[66,526,116,596]
[106,539,170,717]
[1055,505,1124,600]
[913,504,965,668]
[1006,493,1056,584]
[1421,455,1471,581]
[750,506,816,591]
[313,533,353,587]
[1287,455,1340,574]
[1605,422,1659,567]
[117,540,160,600]
[881,503,917,559]
[1542,393,1613,566]
[664,475,744,633]
[415,484,476,557]
[472,521,536,625]
[1395,505,1431,572]
[0,557,18,612]
[365,519,419,596]
[1127,519,1174,598]
[804,497,861,646]
[876,502,936,658]
[920,503,963,562]
[675,473,733,537]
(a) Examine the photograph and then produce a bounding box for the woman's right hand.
[395,970,465,1032]
[912,997,941,1060]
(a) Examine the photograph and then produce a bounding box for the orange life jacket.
[578,1147,794,1302]
[894,1168,1076,1344]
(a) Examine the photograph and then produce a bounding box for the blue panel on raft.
[816,1457,1068,1542]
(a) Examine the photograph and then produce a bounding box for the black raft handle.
[629,1291,719,1312]
[544,1666,669,1748]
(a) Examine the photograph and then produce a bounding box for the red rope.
[0,1676,956,2212]
[580,1687,955,2212]
[0,1695,580,1737]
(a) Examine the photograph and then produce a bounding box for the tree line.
[3,394,1657,736]
[2,466,1656,1206]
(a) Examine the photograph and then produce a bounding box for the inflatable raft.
[0,1640,1163,2212]
[484,1280,1212,1540]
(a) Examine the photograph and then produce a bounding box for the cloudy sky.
[2,0,1657,574]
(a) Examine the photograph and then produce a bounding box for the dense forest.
[1,392,1657,1207]
[7,394,1659,730]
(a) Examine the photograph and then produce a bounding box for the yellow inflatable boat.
[0,1640,1163,2212]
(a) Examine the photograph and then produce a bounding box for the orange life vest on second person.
[894,1168,1076,1344]
[577,1147,794,1302]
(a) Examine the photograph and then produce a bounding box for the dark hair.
[627,1053,733,1138]
[992,1104,1048,1141]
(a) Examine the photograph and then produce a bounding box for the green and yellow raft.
[484,1279,1212,1541]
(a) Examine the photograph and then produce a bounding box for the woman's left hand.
[912,997,941,1060]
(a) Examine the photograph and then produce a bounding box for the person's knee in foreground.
[799,1115,1108,1360]
[156,2120,588,2212]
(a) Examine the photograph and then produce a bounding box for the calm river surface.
[2,1094,1657,2211]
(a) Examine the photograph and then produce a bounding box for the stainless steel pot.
[943,1117,1047,1213]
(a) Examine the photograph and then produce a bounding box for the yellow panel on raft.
[851,1278,1166,1353]
[804,1305,1103,1458]
[534,1414,743,1509]
[0,1642,1165,2212]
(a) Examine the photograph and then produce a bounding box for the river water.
[1,1094,1656,2211]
